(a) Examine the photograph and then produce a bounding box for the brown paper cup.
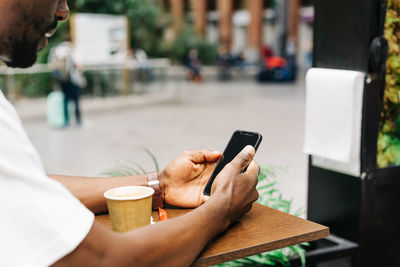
[104,186,154,233]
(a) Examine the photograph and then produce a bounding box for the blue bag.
[46,91,65,128]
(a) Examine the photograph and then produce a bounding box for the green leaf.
[257,182,277,191]
[116,161,146,174]
[144,147,159,172]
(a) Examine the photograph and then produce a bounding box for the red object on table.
[158,207,168,221]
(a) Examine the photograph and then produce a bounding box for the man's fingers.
[230,145,255,171]
[205,150,222,162]
[188,149,221,163]
[245,160,260,187]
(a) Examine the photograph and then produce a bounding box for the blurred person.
[133,48,153,81]
[0,1,259,267]
[285,38,297,62]
[186,48,203,83]
[283,37,297,81]
[233,51,250,71]
[49,32,86,127]
[217,46,233,80]
[133,48,148,66]
[266,56,287,69]
[257,42,296,82]
[260,45,273,60]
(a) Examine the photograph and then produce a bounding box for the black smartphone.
[203,130,263,196]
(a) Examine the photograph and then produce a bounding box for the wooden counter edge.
[192,227,330,267]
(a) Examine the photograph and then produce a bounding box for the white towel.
[303,68,365,177]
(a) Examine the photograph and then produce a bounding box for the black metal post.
[308,0,400,266]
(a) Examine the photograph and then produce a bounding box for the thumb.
[230,145,255,171]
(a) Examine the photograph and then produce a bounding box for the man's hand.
[211,145,260,225]
[160,149,221,208]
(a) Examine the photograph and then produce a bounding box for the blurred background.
[0,0,314,213]
[3,1,400,266]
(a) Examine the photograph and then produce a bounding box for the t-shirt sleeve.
[0,92,94,267]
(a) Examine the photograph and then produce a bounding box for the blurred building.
[162,0,314,64]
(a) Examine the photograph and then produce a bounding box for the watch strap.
[147,172,163,210]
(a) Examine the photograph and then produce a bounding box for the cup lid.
[104,186,154,200]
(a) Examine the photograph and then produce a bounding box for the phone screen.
[203,130,262,196]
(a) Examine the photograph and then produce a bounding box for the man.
[0,1,259,266]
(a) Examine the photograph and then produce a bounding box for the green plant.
[378,0,400,167]
[14,73,53,98]
[168,25,218,65]
[101,152,307,267]
[99,148,159,177]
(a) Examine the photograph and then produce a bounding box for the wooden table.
[96,203,329,266]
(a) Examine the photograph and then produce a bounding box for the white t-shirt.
[0,91,94,267]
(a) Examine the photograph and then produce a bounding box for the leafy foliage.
[14,73,53,98]
[168,26,218,64]
[98,148,159,176]
[378,0,400,167]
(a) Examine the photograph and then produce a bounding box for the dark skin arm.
[48,149,223,214]
[52,146,259,267]
[53,196,230,267]
[47,174,148,214]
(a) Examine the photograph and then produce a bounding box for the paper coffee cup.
[104,186,154,233]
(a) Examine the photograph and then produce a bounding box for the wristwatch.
[147,172,163,210]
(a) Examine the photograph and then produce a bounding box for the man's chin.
[5,52,38,69]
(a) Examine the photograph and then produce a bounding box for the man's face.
[0,0,69,68]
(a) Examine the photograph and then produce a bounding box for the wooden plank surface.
[95,203,329,266]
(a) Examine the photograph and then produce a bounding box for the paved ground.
[20,74,308,214]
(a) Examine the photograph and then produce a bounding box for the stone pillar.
[170,0,184,35]
[247,0,263,61]
[191,0,207,37]
[217,0,233,50]
[288,0,300,44]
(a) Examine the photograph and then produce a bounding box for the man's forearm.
[53,195,230,267]
[119,196,230,266]
[48,174,148,214]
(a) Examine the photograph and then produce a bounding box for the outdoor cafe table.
[95,203,329,266]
